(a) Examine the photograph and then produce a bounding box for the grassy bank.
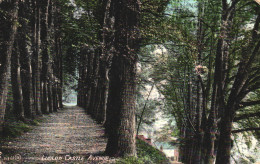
[116,138,170,164]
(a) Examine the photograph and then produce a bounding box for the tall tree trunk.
[53,0,62,110]
[85,47,95,112]
[95,59,111,123]
[40,0,50,114]
[78,46,88,108]
[89,48,100,118]
[0,0,19,132]
[47,78,53,113]
[11,41,25,121]
[105,0,140,157]
[57,39,63,109]
[77,60,83,107]
[31,0,42,116]
[204,2,234,163]
[192,1,205,163]
[52,81,58,112]
[215,111,233,164]
[18,0,35,119]
[96,0,115,124]
[105,54,138,157]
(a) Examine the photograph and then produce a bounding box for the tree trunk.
[41,81,49,114]
[0,0,19,132]
[89,48,100,118]
[11,41,25,121]
[78,46,88,108]
[47,79,53,113]
[96,0,115,124]
[85,47,95,112]
[52,82,58,112]
[31,0,42,116]
[105,54,137,157]
[18,0,35,119]
[95,60,110,124]
[57,39,63,109]
[105,0,140,157]
[77,62,83,107]
[215,113,232,164]
[40,0,50,114]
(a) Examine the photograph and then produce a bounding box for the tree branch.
[234,111,260,121]
[240,100,260,108]
[222,0,228,11]
[237,2,254,11]
[252,12,260,41]
[232,127,260,133]
[229,0,241,12]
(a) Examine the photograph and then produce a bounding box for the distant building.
[154,141,179,162]
[137,135,153,145]
[137,135,180,162]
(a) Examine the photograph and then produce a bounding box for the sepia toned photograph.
[0,0,260,163]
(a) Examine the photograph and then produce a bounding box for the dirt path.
[0,106,116,164]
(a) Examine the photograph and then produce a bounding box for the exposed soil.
[0,106,116,164]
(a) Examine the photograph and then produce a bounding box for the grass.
[2,122,32,139]
[0,111,45,140]
[116,138,170,164]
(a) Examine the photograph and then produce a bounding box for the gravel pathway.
[0,106,116,164]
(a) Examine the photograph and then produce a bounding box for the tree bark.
[57,39,63,109]
[78,46,88,108]
[97,0,115,124]
[105,0,140,157]
[89,48,100,118]
[31,0,42,116]
[52,82,58,112]
[40,0,50,114]
[11,41,25,121]
[95,60,110,123]
[85,47,95,112]
[105,53,138,157]
[47,79,53,113]
[0,0,19,132]
[18,0,35,119]
[215,114,232,164]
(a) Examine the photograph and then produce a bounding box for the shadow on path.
[0,106,115,163]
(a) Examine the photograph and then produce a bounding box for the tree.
[94,0,115,124]
[40,0,51,114]
[105,0,141,157]
[18,0,35,119]
[139,0,260,163]
[0,0,19,132]
[31,0,42,115]
[11,40,25,121]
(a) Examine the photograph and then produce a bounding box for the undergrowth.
[116,138,170,164]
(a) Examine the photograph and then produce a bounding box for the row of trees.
[77,0,141,157]
[1,0,259,163]
[0,0,164,159]
[75,0,171,158]
[149,0,260,163]
[0,0,63,131]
